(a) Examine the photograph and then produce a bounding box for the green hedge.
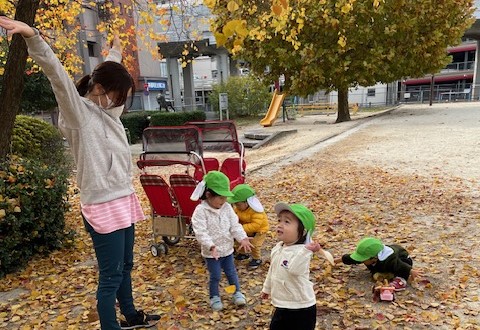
[11,115,68,168]
[120,111,207,143]
[149,110,206,126]
[0,156,73,277]
[120,111,151,144]
[0,116,73,277]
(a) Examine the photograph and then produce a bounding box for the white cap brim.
[274,202,293,215]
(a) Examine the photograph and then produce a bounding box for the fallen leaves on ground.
[0,154,479,329]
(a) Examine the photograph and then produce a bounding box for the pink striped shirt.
[81,193,146,234]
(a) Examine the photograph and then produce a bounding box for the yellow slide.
[260,89,286,127]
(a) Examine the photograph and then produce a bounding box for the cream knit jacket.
[192,201,248,258]
[262,242,316,309]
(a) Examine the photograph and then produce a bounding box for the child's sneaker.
[120,310,159,329]
[232,291,246,306]
[235,253,250,260]
[210,296,223,311]
[247,259,262,269]
[389,277,407,291]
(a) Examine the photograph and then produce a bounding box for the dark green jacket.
[342,244,412,280]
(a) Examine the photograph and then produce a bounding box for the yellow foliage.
[204,0,216,9]
[214,32,227,46]
[224,285,236,294]
[341,3,352,14]
[227,1,239,12]
[272,5,283,16]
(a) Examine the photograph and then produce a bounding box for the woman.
[0,16,159,329]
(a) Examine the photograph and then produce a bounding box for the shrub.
[0,116,73,277]
[0,156,73,277]
[11,115,69,168]
[209,76,271,118]
[120,111,151,143]
[149,110,206,126]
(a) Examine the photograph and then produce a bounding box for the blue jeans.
[84,219,137,329]
[205,254,241,298]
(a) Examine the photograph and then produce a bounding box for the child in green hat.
[228,184,269,270]
[190,171,253,311]
[335,237,423,291]
[261,203,322,330]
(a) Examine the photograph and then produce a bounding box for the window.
[87,41,99,57]
[367,88,376,97]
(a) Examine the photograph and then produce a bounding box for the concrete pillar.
[472,40,480,100]
[216,53,230,83]
[166,57,182,111]
[229,58,239,76]
[182,62,195,111]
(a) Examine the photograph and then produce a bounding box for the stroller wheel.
[162,236,180,246]
[150,243,168,257]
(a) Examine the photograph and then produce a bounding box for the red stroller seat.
[193,157,219,181]
[140,174,179,216]
[220,158,246,189]
[169,174,200,219]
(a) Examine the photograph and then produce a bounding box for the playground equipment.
[260,89,286,127]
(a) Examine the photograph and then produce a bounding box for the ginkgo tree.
[207,0,475,122]
[0,0,202,158]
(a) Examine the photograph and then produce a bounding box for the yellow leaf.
[341,4,352,14]
[204,0,216,9]
[227,1,239,12]
[224,285,236,294]
[13,206,21,213]
[338,36,346,48]
[56,315,66,322]
[272,5,282,16]
[0,209,5,218]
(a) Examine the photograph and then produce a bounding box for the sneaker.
[247,259,262,269]
[120,310,160,329]
[232,291,246,306]
[210,296,223,311]
[235,253,250,260]
[389,277,407,291]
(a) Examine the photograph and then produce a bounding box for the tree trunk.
[335,86,351,123]
[0,0,40,159]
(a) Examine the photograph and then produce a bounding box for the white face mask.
[98,94,124,118]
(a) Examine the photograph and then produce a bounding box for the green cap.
[227,184,255,204]
[350,237,384,262]
[203,171,234,197]
[274,203,316,234]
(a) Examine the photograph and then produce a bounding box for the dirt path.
[1,103,479,329]
[246,102,480,329]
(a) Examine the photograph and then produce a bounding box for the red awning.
[447,43,476,53]
[404,73,473,85]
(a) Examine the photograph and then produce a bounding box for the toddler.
[336,237,423,290]
[228,184,269,269]
[261,203,321,330]
[191,171,253,311]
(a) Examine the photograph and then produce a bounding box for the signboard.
[219,93,229,120]
[148,81,167,91]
